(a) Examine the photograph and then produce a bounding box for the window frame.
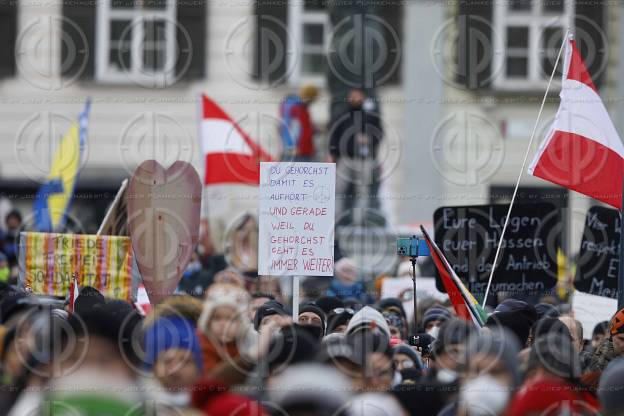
[95,0,177,84]
[492,1,574,91]
[287,2,329,85]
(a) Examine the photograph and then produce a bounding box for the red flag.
[200,94,272,185]
[529,38,624,209]
[68,274,79,314]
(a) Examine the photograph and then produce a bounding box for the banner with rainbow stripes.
[18,232,134,300]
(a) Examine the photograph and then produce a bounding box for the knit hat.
[346,306,391,339]
[326,307,355,333]
[378,297,407,320]
[392,344,423,372]
[192,379,267,416]
[422,305,451,329]
[315,296,344,314]
[299,302,326,334]
[534,302,560,320]
[598,357,624,415]
[268,363,352,414]
[144,316,203,371]
[486,309,537,346]
[74,286,105,316]
[253,299,288,330]
[610,306,624,336]
[198,283,249,333]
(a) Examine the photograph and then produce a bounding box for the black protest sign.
[433,203,559,299]
[574,206,620,298]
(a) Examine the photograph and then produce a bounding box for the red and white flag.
[200,94,272,185]
[529,38,624,209]
[68,274,79,313]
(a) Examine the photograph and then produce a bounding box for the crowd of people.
[1,229,624,416]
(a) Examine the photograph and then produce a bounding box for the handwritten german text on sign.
[258,162,335,276]
[574,206,620,298]
[19,232,134,300]
[433,203,559,298]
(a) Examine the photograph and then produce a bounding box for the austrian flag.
[529,38,624,209]
[201,94,272,185]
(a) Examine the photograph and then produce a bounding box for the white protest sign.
[258,162,335,276]
[572,290,617,340]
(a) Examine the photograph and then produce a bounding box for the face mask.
[460,374,510,416]
[426,325,440,339]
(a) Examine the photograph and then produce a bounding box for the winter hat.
[315,296,344,314]
[531,317,573,343]
[74,286,105,315]
[486,310,535,346]
[268,324,320,373]
[198,283,249,333]
[392,344,423,372]
[144,315,203,371]
[346,306,391,339]
[326,307,355,333]
[422,305,451,328]
[465,328,522,388]
[534,302,560,320]
[268,363,352,414]
[253,299,288,330]
[299,302,326,334]
[192,379,267,416]
[610,306,624,336]
[346,392,406,416]
[598,358,624,415]
[527,332,581,381]
[495,298,531,313]
[378,297,407,320]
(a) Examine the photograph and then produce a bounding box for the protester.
[592,320,610,349]
[327,257,371,304]
[298,302,326,337]
[278,84,319,162]
[598,358,624,416]
[590,307,624,372]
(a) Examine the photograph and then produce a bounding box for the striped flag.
[420,226,487,328]
[528,37,624,208]
[68,273,79,313]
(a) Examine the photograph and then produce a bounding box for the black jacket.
[328,106,383,160]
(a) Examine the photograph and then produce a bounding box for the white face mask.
[426,325,440,339]
[460,374,510,416]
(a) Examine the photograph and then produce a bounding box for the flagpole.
[481,29,570,308]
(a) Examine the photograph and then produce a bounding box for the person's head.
[383,311,406,340]
[299,84,318,104]
[592,320,609,349]
[334,257,358,285]
[598,358,624,416]
[326,307,354,334]
[5,210,21,230]
[431,318,477,375]
[349,330,393,392]
[392,344,423,373]
[487,303,537,347]
[347,89,365,108]
[198,283,249,344]
[558,315,583,351]
[72,286,105,316]
[212,268,245,288]
[610,307,624,356]
[254,299,288,332]
[422,305,451,337]
[62,309,136,382]
[346,306,391,342]
[459,329,521,416]
[534,302,560,320]
[298,303,326,336]
[144,316,203,390]
[248,292,274,321]
[526,332,581,382]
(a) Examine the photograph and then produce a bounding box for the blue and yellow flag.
[33,101,90,231]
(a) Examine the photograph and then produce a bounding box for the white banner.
[258,162,335,276]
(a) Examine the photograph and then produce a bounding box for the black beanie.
[299,303,326,334]
[254,300,288,330]
[486,310,534,346]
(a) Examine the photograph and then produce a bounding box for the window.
[493,0,573,90]
[288,0,330,84]
[96,0,177,85]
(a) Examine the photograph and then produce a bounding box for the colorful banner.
[18,232,134,300]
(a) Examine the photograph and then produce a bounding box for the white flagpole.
[481,29,571,308]
[292,275,300,320]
